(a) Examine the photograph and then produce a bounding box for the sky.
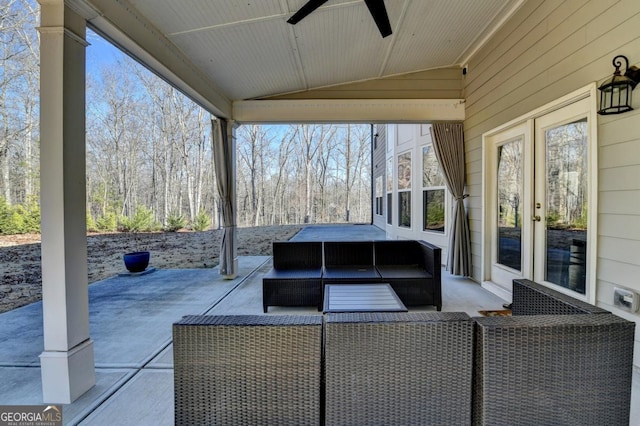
[86,29,127,75]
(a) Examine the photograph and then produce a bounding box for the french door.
[485,96,594,300]
[487,122,533,290]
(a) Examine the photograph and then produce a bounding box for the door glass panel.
[497,139,523,271]
[544,118,588,294]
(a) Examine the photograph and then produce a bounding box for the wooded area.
[0,0,372,234]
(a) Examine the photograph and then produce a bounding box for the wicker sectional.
[262,240,442,312]
[473,279,635,426]
[174,279,635,425]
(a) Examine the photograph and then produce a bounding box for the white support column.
[38,0,95,403]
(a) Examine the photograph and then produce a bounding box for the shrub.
[165,212,186,232]
[20,197,41,233]
[0,197,40,235]
[192,210,210,231]
[86,212,97,232]
[0,197,13,235]
[95,212,117,232]
[119,206,159,232]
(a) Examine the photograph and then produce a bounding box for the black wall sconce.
[598,55,640,115]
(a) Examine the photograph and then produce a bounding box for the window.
[422,144,446,233]
[399,192,411,227]
[387,124,395,153]
[375,176,383,216]
[386,158,393,224]
[397,151,411,228]
[423,189,445,232]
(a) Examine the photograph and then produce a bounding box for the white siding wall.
[269,68,463,100]
[463,0,640,399]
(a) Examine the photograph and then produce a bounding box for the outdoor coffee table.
[323,284,408,313]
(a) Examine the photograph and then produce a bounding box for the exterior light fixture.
[597,55,640,115]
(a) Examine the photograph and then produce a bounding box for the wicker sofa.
[173,312,472,426]
[473,279,635,426]
[174,280,635,425]
[263,240,442,312]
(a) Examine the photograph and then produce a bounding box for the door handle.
[533,215,541,222]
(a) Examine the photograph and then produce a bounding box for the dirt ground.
[0,225,301,314]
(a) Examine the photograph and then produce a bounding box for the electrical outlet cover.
[613,287,639,312]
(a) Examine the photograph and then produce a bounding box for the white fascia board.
[232,99,466,124]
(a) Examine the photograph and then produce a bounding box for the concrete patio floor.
[0,225,637,425]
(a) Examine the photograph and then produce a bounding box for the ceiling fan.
[287,0,392,38]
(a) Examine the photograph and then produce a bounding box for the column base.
[40,339,95,403]
[222,258,239,279]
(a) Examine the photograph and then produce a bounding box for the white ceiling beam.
[232,99,465,123]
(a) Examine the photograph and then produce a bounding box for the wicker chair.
[173,315,323,426]
[473,279,635,426]
[324,312,475,426]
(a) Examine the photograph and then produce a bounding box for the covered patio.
[0,225,512,425]
[30,0,640,420]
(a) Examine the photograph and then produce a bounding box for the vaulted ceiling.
[73,0,524,117]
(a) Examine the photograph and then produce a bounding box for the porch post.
[38,0,95,403]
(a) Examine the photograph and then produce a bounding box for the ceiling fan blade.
[287,0,329,25]
[364,0,392,38]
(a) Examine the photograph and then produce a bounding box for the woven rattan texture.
[173,315,322,426]
[374,240,422,265]
[324,312,474,425]
[272,241,323,270]
[263,242,323,311]
[512,279,608,315]
[373,240,442,308]
[262,277,322,312]
[321,266,380,282]
[473,313,635,425]
[324,241,374,266]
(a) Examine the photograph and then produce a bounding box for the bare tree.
[0,0,39,203]
[87,60,148,218]
[267,126,296,225]
[237,124,272,226]
[293,124,335,223]
[2,6,376,232]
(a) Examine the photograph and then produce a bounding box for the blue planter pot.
[123,251,150,273]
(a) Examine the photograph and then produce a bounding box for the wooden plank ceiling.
[103,0,523,101]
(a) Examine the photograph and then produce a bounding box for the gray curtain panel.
[212,118,237,277]
[430,122,472,276]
